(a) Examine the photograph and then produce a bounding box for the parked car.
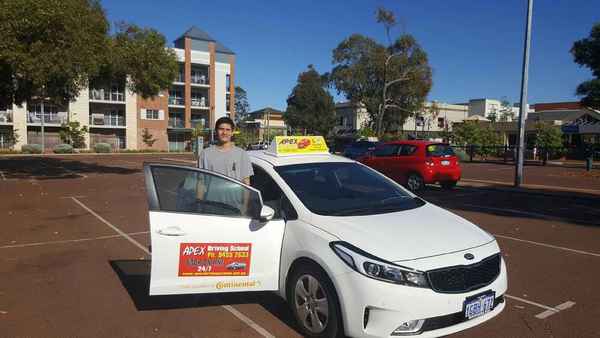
[247,142,269,151]
[359,140,461,191]
[343,140,380,159]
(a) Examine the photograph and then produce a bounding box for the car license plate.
[464,292,495,320]
[441,160,450,166]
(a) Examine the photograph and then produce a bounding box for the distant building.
[403,102,469,137]
[333,102,369,137]
[0,26,236,152]
[242,107,286,142]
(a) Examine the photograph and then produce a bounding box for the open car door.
[144,163,286,295]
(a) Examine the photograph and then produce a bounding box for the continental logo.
[216,280,261,290]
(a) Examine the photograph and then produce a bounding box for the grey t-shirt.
[197,145,254,181]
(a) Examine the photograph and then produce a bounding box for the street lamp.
[515,0,533,187]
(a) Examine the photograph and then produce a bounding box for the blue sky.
[102,0,599,111]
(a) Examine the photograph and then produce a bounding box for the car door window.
[374,144,400,157]
[150,166,261,218]
[250,165,298,220]
[399,145,417,156]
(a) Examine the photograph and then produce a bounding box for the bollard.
[586,157,593,171]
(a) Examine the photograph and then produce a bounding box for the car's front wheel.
[407,173,425,191]
[289,264,342,338]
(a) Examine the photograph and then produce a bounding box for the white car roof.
[248,150,354,167]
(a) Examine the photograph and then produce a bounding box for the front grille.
[427,254,501,293]
[420,295,504,332]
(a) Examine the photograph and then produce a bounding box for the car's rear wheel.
[441,180,457,189]
[407,173,424,191]
[289,264,342,338]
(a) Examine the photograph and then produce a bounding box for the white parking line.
[70,197,276,338]
[160,157,196,164]
[0,171,6,180]
[494,234,600,258]
[505,294,558,312]
[0,232,149,249]
[64,167,87,178]
[535,301,576,319]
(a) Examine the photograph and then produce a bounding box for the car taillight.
[425,159,435,166]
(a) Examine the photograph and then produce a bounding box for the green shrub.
[22,144,42,154]
[53,144,74,154]
[94,143,112,153]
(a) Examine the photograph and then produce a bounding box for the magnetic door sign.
[273,136,329,155]
[178,243,252,277]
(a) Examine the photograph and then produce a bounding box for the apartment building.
[0,26,235,152]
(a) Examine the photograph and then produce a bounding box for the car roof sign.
[265,136,330,157]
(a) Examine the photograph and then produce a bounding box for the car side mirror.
[259,205,275,222]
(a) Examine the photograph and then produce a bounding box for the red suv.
[358,140,461,191]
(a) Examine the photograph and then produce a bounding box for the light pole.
[515,0,533,187]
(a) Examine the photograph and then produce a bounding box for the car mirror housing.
[259,205,275,222]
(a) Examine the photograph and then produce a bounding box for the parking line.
[0,170,5,180]
[535,301,576,319]
[505,294,558,312]
[70,197,276,338]
[494,234,600,258]
[160,157,196,164]
[0,232,149,249]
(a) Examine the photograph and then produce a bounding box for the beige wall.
[125,86,138,149]
[12,103,27,149]
[69,88,90,148]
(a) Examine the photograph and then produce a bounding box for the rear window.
[426,144,455,157]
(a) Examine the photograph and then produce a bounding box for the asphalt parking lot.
[1,155,599,337]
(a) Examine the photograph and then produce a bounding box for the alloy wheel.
[294,274,329,334]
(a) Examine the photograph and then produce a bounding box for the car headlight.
[330,241,429,288]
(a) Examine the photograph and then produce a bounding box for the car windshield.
[275,162,425,216]
[426,144,455,157]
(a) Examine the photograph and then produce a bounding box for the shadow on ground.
[0,157,139,179]
[110,260,300,333]
[419,185,600,227]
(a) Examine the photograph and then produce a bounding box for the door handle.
[157,226,186,236]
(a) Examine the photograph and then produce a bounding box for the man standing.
[198,116,253,184]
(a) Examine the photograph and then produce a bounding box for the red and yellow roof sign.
[269,136,329,156]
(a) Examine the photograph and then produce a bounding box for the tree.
[478,125,502,159]
[0,0,178,107]
[331,8,432,136]
[499,97,514,122]
[234,86,250,124]
[284,65,336,136]
[0,0,109,105]
[59,121,88,148]
[571,22,600,109]
[141,128,157,148]
[452,121,481,146]
[534,122,564,164]
[92,23,178,99]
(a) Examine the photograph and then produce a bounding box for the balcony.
[168,97,185,106]
[89,113,125,128]
[0,110,13,124]
[168,118,185,129]
[190,72,208,86]
[174,73,185,83]
[27,112,68,125]
[90,88,125,103]
[191,97,209,109]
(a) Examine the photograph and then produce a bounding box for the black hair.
[215,116,235,130]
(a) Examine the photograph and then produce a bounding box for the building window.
[226,93,231,111]
[146,109,159,120]
[416,116,424,127]
[437,117,445,128]
[226,74,231,92]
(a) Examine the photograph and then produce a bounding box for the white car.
[144,146,507,338]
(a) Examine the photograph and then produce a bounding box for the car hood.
[311,202,494,262]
